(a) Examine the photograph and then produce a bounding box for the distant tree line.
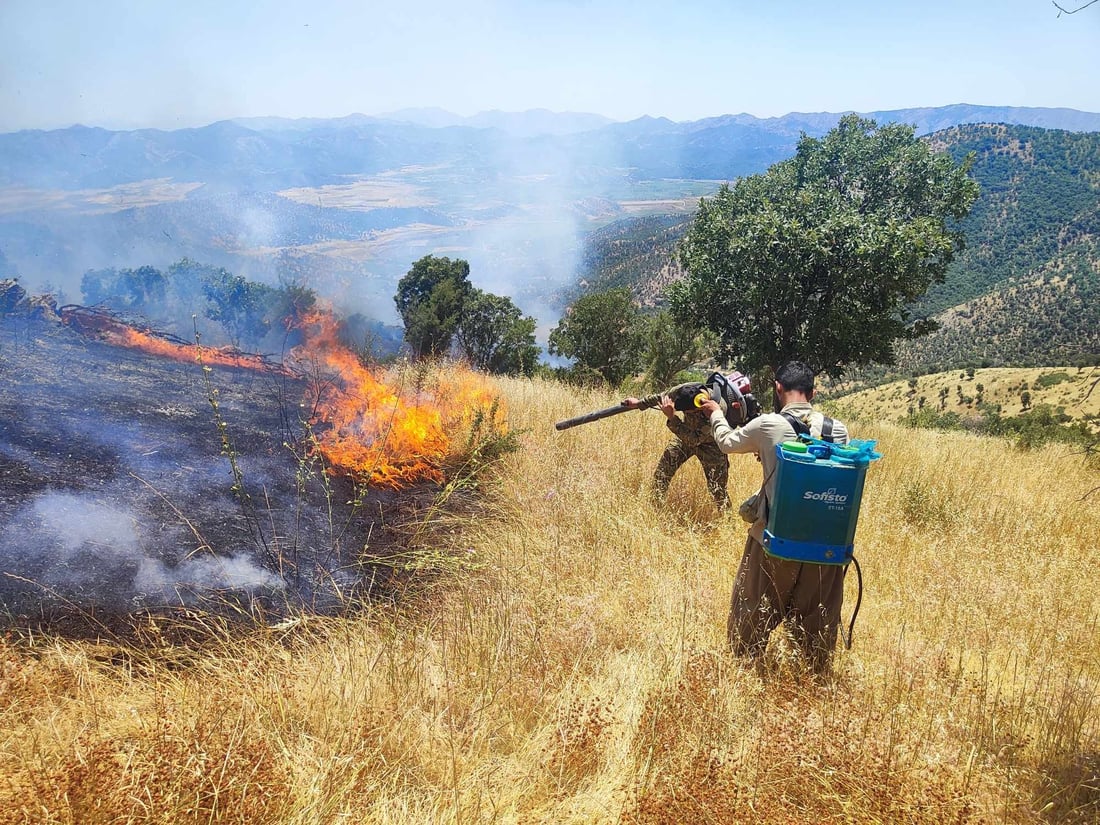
[392,254,717,387]
[903,401,1099,458]
[79,259,320,352]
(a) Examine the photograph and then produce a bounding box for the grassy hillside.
[832,366,1100,433]
[2,375,1098,823]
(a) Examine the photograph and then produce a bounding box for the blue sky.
[1,0,1098,132]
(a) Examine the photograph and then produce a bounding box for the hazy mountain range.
[5,104,1100,190]
[1,104,1098,332]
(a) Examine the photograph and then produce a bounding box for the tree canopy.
[394,255,473,359]
[455,288,540,375]
[82,265,166,313]
[669,114,980,379]
[78,258,317,350]
[639,309,714,390]
[548,288,642,386]
[201,269,276,347]
[394,254,544,372]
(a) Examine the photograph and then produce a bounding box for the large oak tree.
[396,254,542,372]
[455,288,540,375]
[670,115,980,379]
[549,287,642,385]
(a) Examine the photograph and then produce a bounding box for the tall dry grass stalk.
[1,376,1098,823]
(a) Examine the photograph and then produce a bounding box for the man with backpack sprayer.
[698,361,857,674]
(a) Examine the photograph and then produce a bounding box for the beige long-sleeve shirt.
[707,401,849,541]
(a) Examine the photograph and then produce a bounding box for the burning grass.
[59,305,289,373]
[291,310,506,488]
[0,377,1098,823]
[0,307,509,630]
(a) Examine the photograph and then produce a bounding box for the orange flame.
[58,304,504,488]
[112,327,283,371]
[60,307,283,372]
[291,310,505,488]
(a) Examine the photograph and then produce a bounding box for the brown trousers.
[728,534,847,672]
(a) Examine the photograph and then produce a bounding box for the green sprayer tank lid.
[781,441,808,453]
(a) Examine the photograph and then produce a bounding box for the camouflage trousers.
[652,438,731,511]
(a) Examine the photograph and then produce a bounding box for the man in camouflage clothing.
[621,384,731,512]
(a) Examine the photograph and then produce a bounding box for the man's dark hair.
[671,382,705,411]
[775,361,816,395]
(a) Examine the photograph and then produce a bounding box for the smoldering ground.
[0,314,421,628]
[1,490,283,608]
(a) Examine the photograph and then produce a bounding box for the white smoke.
[0,490,284,606]
[134,553,284,596]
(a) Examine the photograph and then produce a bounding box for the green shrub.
[1033,371,1073,390]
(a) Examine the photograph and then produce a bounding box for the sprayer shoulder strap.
[780,412,810,438]
[781,411,837,443]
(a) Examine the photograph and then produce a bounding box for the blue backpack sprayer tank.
[764,435,883,647]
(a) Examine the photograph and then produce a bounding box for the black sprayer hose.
[843,556,863,650]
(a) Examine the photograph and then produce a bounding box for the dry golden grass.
[2,376,1098,824]
[833,366,1100,431]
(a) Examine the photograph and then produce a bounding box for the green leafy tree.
[640,309,714,389]
[455,288,540,375]
[265,279,318,348]
[81,266,166,313]
[202,270,275,348]
[670,114,979,379]
[80,268,117,306]
[548,287,642,386]
[394,255,473,358]
[119,266,167,311]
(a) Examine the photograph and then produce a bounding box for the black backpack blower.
[554,371,762,431]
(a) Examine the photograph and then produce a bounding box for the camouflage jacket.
[640,384,719,451]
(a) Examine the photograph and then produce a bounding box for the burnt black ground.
[0,313,429,633]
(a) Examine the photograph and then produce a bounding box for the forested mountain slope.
[885,249,1100,376]
[567,215,690,307]
[919,123,1100,315]
[575,123,1100,372]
